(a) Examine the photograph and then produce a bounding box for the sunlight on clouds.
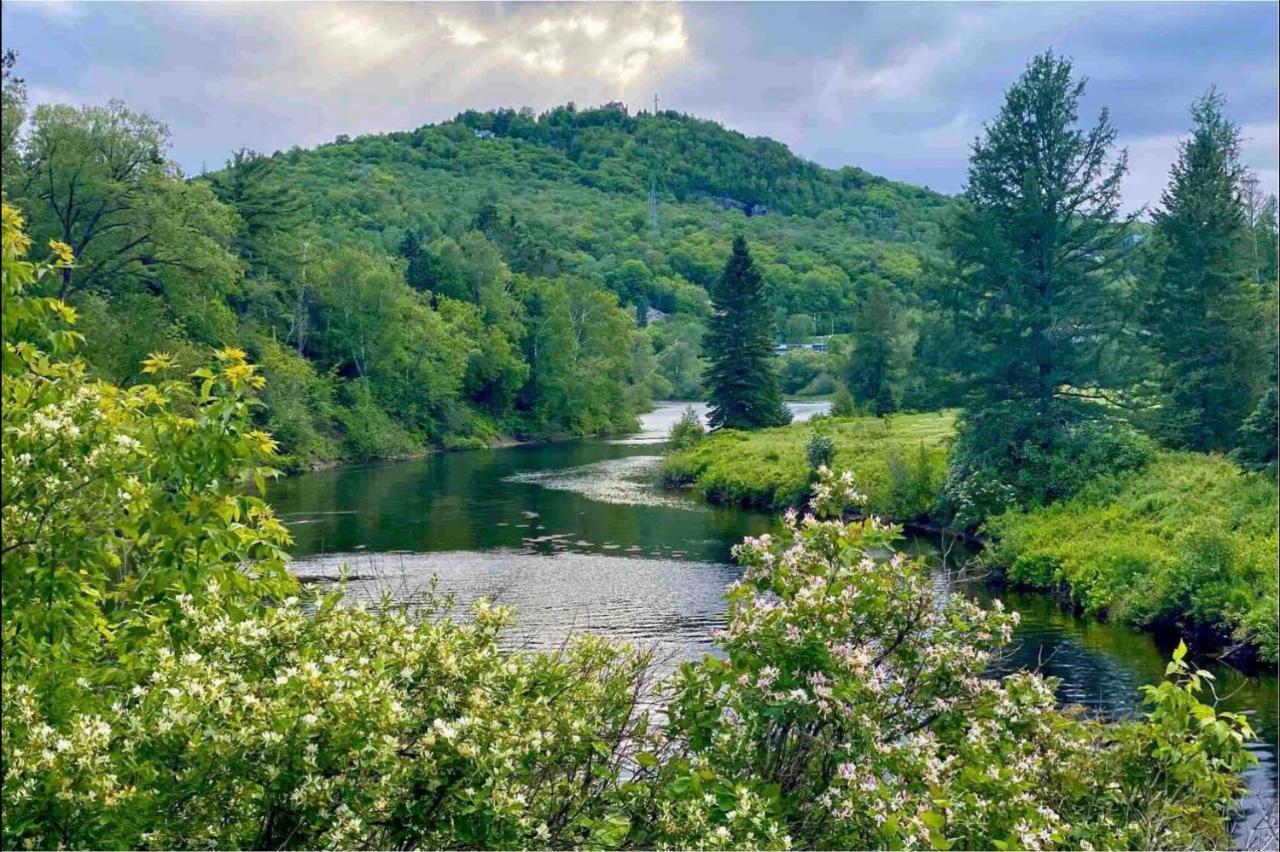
[440,18,487,48]
[320,9,415,69]
[194,3,686,95]
[481,6,687,86]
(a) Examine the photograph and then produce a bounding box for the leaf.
[1172,639,1187,662]
[635,751,658,769]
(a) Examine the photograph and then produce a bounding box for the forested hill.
[4,85,959,468]
[449,106,949,226]
[268,103,953,274]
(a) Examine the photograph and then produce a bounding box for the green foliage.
[661,410,954,515]
[778,348,834,396]
[1145,90,1272,451]
[667,404,706,450]
[1232,386,1278,475]
[2,199,295,668]
[705,236,791,430]
[941,410,1157,527]
[829,384,858,417]
[988,453,1279,663]
[0,331,1254,852]
[942,51,1136,506]
[804,425,836,471]
[846,279,910,410]
[651,471,1253,851]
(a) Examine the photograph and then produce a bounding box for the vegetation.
[1145,90,1273,451]
[937,52,1141,518]
[666,404,706,451]
[662,410,954,518]
[0,230,1255,844]
[2,31,1277,845]
[704,236,790,430]
[987,452,1279,664]
[0,61,964,469]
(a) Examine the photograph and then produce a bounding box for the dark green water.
[268,403,1277,848]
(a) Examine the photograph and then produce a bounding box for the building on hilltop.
[602,101,628,115]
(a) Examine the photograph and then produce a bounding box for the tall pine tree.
[942,51,1133,508]
[704,235,790,430]
[1146,90,1271,451]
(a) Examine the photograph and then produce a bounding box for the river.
[269,401,1277,848]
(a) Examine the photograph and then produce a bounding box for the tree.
[846,280,909,412]
[205,148,306,281]
[704,235,790,430]
[14,100,173,298]
[1231,386,1277,476]
[942,51,1133,508]
[1146,90,1270,451]
[1,49,26,178]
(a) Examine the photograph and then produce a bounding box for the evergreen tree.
[704,235,790,430]
[942,51,1133,508]
[207,148,307,282]
[846,280,908,412]
[1231,386,1277,476]
[1146,90,1270,451]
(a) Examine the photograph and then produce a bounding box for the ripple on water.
[504,455,701,509]
[292,549,738,666]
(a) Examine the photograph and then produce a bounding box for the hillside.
[6,94,960,468]
[263,105,953,309]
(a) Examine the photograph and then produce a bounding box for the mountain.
[6,92,958,468]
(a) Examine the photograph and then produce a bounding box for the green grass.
[661,410,956,517]
[987,453,1279,664]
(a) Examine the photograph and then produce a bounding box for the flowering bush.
[0,202,1256,849]
[650,468,1255,851]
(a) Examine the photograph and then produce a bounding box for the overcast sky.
[3,1,1277,211]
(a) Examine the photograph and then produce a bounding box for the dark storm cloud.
[2,1,1275,209]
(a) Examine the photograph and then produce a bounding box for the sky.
[3,1,1277,211]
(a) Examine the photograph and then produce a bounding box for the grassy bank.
[662,417,1276,665]
[660,410,956,517]
[987,453,1279,665]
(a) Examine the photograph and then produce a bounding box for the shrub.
[652,471,1254,851]
[804,426,835,471]
[940,407,1157,526]
[1232,386,1277,476]
[988,453,1279,662]
[830,384,857,417]
[667,404,706,450]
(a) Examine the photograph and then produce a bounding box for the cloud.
[1,1,1274,210]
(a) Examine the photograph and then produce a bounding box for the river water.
[269,402,1277,847]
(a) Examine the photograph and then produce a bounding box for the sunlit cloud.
[2,0,1273,210]
[439,18,487,48]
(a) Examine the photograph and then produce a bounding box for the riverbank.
[988,452,1279,667]
[659,413,1278,668]
[660,410,955,515]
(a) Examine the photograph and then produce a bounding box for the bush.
[654,471,1254,851]
[940,406,1157,526]
[1232,386,1277,476]
[988,453,1279,662]
[667,404,706,450]
[884,442,943,520]
[805,427,835,471]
